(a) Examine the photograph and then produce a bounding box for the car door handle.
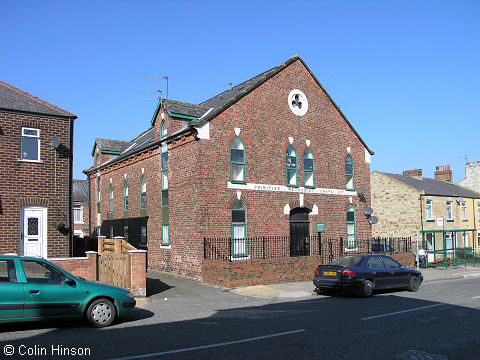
[29,290,40,294]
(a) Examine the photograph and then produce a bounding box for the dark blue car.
[313,254,423,297]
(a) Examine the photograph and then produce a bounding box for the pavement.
[135,264,480,307]
[229,264,480,299]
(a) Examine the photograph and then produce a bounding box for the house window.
[96,175,101,214]
[231,200,247,258]
[446,201,453,221]
[478,203,480,223]
[73,204,83,224]
[21,127,40,162]
[303,147,315,188]
[346,204,356,249]
[461,202,467,221]
[286,145,298,187]
[124,219,128,243]
[162,225,169,246]
[445,232,453,251]
[140,175,147,209]
[230,137,246,183]
[96,154,100,167]
[123,181,129,211]
[426,200,433,221]
[161,120,167,139]
[345,154,354,190]
[109,185,114,213]
[140,223,147,248]
[161,151,168,207]
[477,230,480,247]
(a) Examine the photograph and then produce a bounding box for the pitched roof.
[380,172,480,198]
[94,138,132,155]
[0,81,76,118]
[198,55,373,155]
[73,179,89,203]
[164,100,211,119]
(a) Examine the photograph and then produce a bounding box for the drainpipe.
[68,117,75,257]
[419,194,424,248]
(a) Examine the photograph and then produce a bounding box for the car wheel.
[360,280,374,298]
[86,298,116,328]
[408,276,421,292]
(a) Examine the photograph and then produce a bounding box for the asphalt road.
[1,277,480,360]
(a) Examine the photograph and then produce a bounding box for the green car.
[0,255,135,328]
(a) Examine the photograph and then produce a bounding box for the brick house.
[371,167,480,261]
[85,55,374,286]
[73,179,89,238]
[0,81,77,258]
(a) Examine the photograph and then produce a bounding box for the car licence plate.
[323,271,337,276]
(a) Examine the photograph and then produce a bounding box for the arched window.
[140,175,147,209]
[286,145,298,187]
[346,204,356,249]
[231,200,247,258]
[303,147,315,188]
[96,154,100,167]
[123,180,129,211]
[345,154,355,190]
[230,137,246,183]
[96,175,101,214]
[108,185,114,214]
[160,120,167,139]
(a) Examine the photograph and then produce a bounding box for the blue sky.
[1,1,478,183]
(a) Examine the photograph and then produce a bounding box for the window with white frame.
[123,181,129,211]
[461,202,467,221]
[21,127,40,161]
[230,137,246,183]
[73,204,83,224]
[446,201,453,221]
[346,204,356,249]
[345,154,354,190]
[426,200,433,220]
[162,225,169,246]
[140,175,147,210]
[445,232,453,251]
[109,185,114,213]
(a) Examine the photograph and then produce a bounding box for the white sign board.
[436,217,444,227]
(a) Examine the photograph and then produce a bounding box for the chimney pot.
[434,164,452,182]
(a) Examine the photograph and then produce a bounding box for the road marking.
[361,304,446,320]
[471,296,480,299]
[108,329,307,360]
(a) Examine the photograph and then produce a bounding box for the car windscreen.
[328,255,364,267]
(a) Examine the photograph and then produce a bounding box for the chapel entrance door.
[290,208,310,257]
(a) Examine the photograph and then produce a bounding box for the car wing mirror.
[64,277,76,286]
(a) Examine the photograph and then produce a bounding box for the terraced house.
[371,167,480,265]
[0,81,76,258]
[84,55,375,286]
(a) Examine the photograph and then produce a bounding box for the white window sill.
[231,256,250,261]
[344,247,358,252]
[18,159,43,164]
[160,244,171,249]
[74,222,85,225]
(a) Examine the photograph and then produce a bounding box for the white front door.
[21,207,47,258]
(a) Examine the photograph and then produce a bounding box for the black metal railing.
[204,236,412,262]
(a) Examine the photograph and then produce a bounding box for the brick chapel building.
[84,55,374,286]
[0,81,77,258]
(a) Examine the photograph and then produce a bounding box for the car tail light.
[314,269,319,276]
[342,270,356,277]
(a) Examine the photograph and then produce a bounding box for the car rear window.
[329,255,364,267]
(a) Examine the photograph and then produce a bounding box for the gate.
[98,252,131,289]
[97,237,136,289]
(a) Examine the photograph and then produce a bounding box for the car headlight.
[125,292,134,298]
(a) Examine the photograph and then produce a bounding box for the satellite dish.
[364,207,374,216]
[358,187,368,196]
[369,216,379,225]
[49,135,60,149]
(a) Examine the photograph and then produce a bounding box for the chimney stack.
[434,165,452,182]
[403,169,423,179]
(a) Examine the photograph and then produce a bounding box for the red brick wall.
[391,252,415,268]
[49,252,98,281]
[0,111,72,257]
[202,255,322,288]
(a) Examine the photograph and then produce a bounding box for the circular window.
[288,89,308,116]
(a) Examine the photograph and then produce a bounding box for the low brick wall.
[49,251,98,281]
[391,252,415,268]
[49,249,147,297]
[203,255,322,288]
[203,252,416,288]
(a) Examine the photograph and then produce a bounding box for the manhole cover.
[395,350,448,360]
